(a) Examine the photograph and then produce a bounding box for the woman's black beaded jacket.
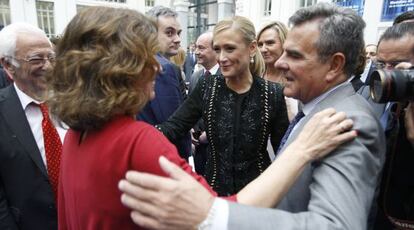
[158,75,289,196]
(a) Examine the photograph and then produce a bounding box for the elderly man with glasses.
[0,23,64,230]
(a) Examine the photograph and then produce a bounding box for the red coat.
[58,116,223,230]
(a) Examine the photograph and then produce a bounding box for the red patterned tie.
[39,103,62,202]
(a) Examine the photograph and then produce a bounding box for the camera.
[369,69,414,103]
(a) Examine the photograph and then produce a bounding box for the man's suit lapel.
[280,83,355,152]
[0,86,48,177]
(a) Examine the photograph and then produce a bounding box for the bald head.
[195,32,217,70]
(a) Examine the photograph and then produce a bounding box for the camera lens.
[370,70,390,103]
[369,69,414,102]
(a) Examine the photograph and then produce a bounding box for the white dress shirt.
[360,60,373,84]
[14,83,67,168]
[206,63,220,75]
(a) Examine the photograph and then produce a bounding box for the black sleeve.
[157,75,206,142]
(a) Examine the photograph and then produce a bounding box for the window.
[36,1,55,37]
[145,0,155,7]
[300,0,316,7]
[264,0,271,16]
[0,0,10,29]
[188,0,217,42]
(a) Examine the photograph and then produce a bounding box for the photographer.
[372,22,414,229]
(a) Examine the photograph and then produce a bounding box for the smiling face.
[157,15,181,58]
[258,28,284,66]
[275,20,331,104]
[6,32,53,100]
[195,33,217,70]
[213,28,255,79]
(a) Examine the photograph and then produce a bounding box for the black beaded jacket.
[157,75,289,196]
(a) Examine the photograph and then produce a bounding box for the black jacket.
[158,75,289,195]
[0,86,57,229]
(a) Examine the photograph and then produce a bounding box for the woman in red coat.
[46,6,356,230]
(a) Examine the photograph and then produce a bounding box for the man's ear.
[326,52,346,82]
[1,58,16,78]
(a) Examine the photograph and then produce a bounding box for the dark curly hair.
[46,6,159,131]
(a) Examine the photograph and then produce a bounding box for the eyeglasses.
[10,53,56,66]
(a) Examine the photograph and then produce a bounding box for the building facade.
[0,0,408,49]
[235,0,395,45]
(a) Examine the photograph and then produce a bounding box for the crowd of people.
[0,2,413,230]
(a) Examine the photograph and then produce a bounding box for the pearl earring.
[250,56,254,63]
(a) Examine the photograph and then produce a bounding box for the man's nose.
[174,34,181,43]
[274,54,286,69]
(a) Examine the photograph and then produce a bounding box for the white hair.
[0,23,49,67]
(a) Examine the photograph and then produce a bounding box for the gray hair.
[0,23,49,67]
[289,3,365,77]
[146,5,177,20]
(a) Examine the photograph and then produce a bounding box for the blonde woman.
[157,16,290,196]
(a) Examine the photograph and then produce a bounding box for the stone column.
[217,0,234,21]
[174,0,191,49]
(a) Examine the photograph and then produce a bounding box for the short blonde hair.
[214,16,265,77]
[46,6,159,131]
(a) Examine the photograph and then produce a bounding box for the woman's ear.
[326,52,346,82]
[249,40,258,58]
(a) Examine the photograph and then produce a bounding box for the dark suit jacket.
[137,53,191,159]
[0,85,57,230]
[0,68,11,89]
[183,52,196,82]
[189,68,221,94]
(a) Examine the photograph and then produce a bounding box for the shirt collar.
[207,63,220,75]
[360,60,372,83]
[14,83,41,110]
[302,81,348,116]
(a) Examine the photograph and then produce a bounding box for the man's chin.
[283,88,295,98]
